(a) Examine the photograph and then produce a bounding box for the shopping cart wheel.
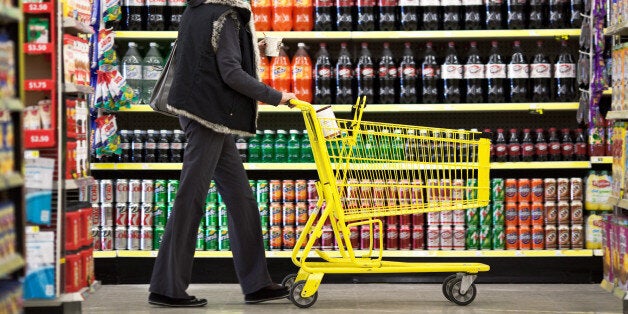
[282,274,297,289]
[446,278,477,306]
[441,274,459,302]
[289,280,318,308]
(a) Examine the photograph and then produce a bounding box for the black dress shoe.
[244,283,289,304]
[148,292,208,307]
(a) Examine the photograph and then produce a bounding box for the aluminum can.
[282,180,295,203]
[558,224,571,249]
[479,205,492,226]
[92,227,101,250]
[465,208,479,228]
[387,216,398,228]
[571,224,583,249]
[167,180,179,203]
[517,178,531,203]
[196,227,205,251]
[505,225,518,250]
[570,177,583,201]
[372,179,386,202]
[570,200,583,224]
[505,202,518,227]
[531,202,544,226]
[115,179,129,203]
[480,225,492,250]
[427,211,440,225]
[453,225,465,250]
[452,210,465,226]
[114,226,128,250]
[293,202,308,224]
[372,224,381,249]
[140,227,153,250]
[128,203,141,226]
[283,225,296,249]
[88,182,99,203]
[426,225,440,250]
[466,178,478,201]
[466,226,480,250]
[141,179,154,204]
[207,180,218,204]
[531,178,544,203]
[518,225,531,250]
[412,225,425,250]
[102,203,114,227]
[204,226,218,250]
[412,213,424,226]
[504,178,517,202]
[426,179,440,203]
[101,227,113,251]
[557,178,570,201]
[544,201,557,225]
[270,225,282,250]
[359,179,373,205]
[100,179,114,203]
[154,203,167,228]
[167,203,174,219]
[491,178,504,201]
[386,179,398,206]
[360,225,371,250]
[545,225,557,249]
[92,203,101,227]
[282,202,295,226]
[270,180,282,202]
[249,180,256,196]
[114,203,128,227]
[153,227,165,250]
[452,179,464,200]
[296,225,308,247]
[557,201,570,225]
[531,224,544,250]
[204,202,217,227]
[295,180,307,202]
[440,210,453,225]
[218,203,228,227]
[386,225,399,250]
[492,226,505,249]
[544,178,557,202]
[399,225,411,250]
[270,202,282,226]
[492,202,505,227]
[153,180,167,204]
[398,214,410,226]
[141,203,153,227]
[307,180,318,201]
[129,179,142,203]
[440,225,453,250]
[440,179,451,201]
[411,179,424,205]
[518,202,531,226]
[128,226,141,250]
[261,226,269,250]
[219,226,230,251]
[321,226,334,250]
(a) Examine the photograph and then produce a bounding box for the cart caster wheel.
[447,278,477,306]
[282,274,297,289]
[442,274,458,302]
[289,280,318,308]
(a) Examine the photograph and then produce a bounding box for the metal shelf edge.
[63,83,94,94]
[590,156,613,164]
[490,161,591,169]
[606,111,628,120]
[0,254,25,277]
[0,5,22,22]
[62,17,95,35]
[605,22,628,36]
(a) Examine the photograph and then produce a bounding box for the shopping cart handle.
[288,99,313,110]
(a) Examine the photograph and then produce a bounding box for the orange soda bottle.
[259,56,271,86]
[270,47,292,92]
[291,43,313,102]
[272,0,294,31]
[293,0,313,31]
[252,0,272,31]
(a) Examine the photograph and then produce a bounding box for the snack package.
[93,114,121,158]
[27,18,50,43]
[102,0,121,24]
[97,28,117,68]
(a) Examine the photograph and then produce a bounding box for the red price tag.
[26,2,49,12]
[30,134,51,144]
[26,43,49,53]
[26,80,49,90]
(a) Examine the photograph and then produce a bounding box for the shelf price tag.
[29,133,51,144]
[26,80,50,91]
[26,2,49,12]
[25,43,50,54]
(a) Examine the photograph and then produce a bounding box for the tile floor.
[83,283,623,313]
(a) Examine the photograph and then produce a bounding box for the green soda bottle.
[274,130,288,162]
[300,130,313,162]
[287,129,301,163]
[261,130,275,162]
[248,130,262,162]
[392,129,404,160]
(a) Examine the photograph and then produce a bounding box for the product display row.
[610,43,628,112]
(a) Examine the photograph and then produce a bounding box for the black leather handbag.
[148,41,178,117]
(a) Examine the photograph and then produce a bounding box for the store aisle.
[83,283,621,313]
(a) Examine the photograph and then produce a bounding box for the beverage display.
[146,0,166,31]
[531,41,551,102]
[271,47,291,93]
[292,43,313,103]
[253,0,273,31]
[463,0,483,29]
[485,0,504,29]
[335,42,354,104]
[336,0,354,31]
[314,0,334,30]
[529,0,547,28]
[167,0,186,30]
[293,0,314,31]
[441,42,462,103]
[508,41,529,103]
[121,42,143,101]
[399,42,418,104]
[443,0,462,30]
[356,42,375,104]
[272,0,294,31]
[378,43,397,104]
[123,0,145,30]
[486,41,506,103]
[378,0,397,30]
[399,0,419,30]
[314,43,333,104]
[356,0,375,31]
[507,0,526,29]
[421,0,441,30]
[555,40,577,102]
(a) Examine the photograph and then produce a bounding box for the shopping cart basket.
[283,98,491,308]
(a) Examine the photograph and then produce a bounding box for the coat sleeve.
[216,17,283,106]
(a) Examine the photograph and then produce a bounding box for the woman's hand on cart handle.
[288,98,313,110]
[280,92,297,108]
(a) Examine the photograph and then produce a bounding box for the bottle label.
[485,0,501,4]
[144,65,163,80]
[463,0,482,5]
[486,64,506,78]
[530,63,551,78]
[441,64,463,79]
[170,143,183,150]
[132,143,143,150]
[575,143,587,155]
[508,64,529,79]
[145,142,157,150]
[379,0,398,5]
[157,143,169,150]
[146,0,166,5]
[509,144,520,155]
[119,143,131,150]
[464,64,485,79]
[554,63,576,78]
[293,65,312,80]
[123,0,145,5]
[535,142,548,154]
[236,143,248,150]
[522,143,534,156]
[317,66,332,78]
[123,64,142,80]
[337,66,352,78]
[420,0,440,6]
[399,0,420,5]
[316,0,334,6]
[379,66,398,78]
[495,144,507,157]
[168,0,186,5]
[295,0,312,6]
[358,0,376,5]
[400,65,417,78]
[360,67,375,78]
[272,65,290,80]
[337,0,354,6]
[422,65,440,78]
[441,0,461,5]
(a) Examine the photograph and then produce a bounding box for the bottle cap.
[523,128,530,133]
[548,127,557,132]
[361,42,368,48]
[470,41,477,47]
[561,128,570,133]
[264,129,275,134]
[289,129,300,134]
[448,41,455,47]
[510,128,517,133]
[277,129,287,134]
[383,42,390,48]
[298,42,306,48]
[496,128,504,133]
[404,42,411,47]
[492,41,498,46]
[535,128,544,133]
[150,42,158,47]
[129,42,137,48]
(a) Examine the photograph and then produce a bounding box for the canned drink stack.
[141,179,154,203]
[256,180,269,203]
[491,178,504,202]
[129,179,142,203]
[115,179,129,203]
[100,179,114,203]
[154,180,167,203]
[207,181,218,204]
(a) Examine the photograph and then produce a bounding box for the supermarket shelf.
[0,4,22,23]
[63,83,94,94]
[91,163,183,171]
[0,173,24,191]
[606,21,628,36]
[608,196,620,207]
[490,161,591,169]
[593,249,603,256]
[590,156,613,164]
[62,17,94,35]
[603,88,612,96]
[114,29,580,40]
[0,254,25,277]
[24,281,102,307]
[64,177,94,190]
[92,251,117,258]
[0,97,24,112]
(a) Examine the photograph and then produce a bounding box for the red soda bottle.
[494,128,507,162]
[534,128,548,161]
[560,128,574,161]
[548,127,561,161]
[574,128,587,161]
[253,0,273,31]
[521,128,534,162]
[508,128,521,162]
[259,56,271,86]
[271,48,292,92]
[291,43,313,103]
[293,0,314,30]
[273,0,294,31]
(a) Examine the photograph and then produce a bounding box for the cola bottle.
[170,130,185,162]
[167,0,186,30]
[117,130,131,162]
[336,0,354,31]
[534,128,548,161]
[378,43,397,104]
[570,0,583,27]
[486,41,506,103]
[314,43,333,104]
[561,128,574,161]
[531,41,551,102]
[465,41,484,103]
[131,130,144,162]
[521,128,534,161]
[494,128,508,162]
[157,130,170,162]
[421,42,440,104]
[549,0,567,28]
[574,128,587,161]
[336,42,354,104]
[144,129,157,162]
[485,0,504,29]
[356,0,375,31]
[443,0,462,30]
[442,42,462,103]
[421,0,441,30]
[529,0,547,28]
[548,127,561,161]
[399,42,418,104]
[463,0,483,30]
[146,0,166,31]
[379,0,397,30]
[508,41,529,103]
[399,0,419,30]
[356,42,375,104]
[508,128,521,162]
[123,0,145,30]
[555,40,576,102]
[315,0,335,30]
[507,0,526,29]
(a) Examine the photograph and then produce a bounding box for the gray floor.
[83,283,623,314]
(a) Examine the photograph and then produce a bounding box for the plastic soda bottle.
[531,41,551,102]
[314,43,333,104]
[253,0,273,31]
[259,56,271,86]
[287,130,301,162]
[356,42,375,104]
[121,42,143,103]
[270,47,291,93]
[248,131,262,162]
[421,0,440,30]
[146,0,166,31]
[335,42,354,104]
[294,0,314,30]
[356,0,376,31]
[336,0,354,31]
[378,42,397,104]
[300,130,313,162]
[399,0,419,30]
[508,41,529,103]
[272,0,294,31]
[123,0,145,30]
[421,42,439,103]
[378,0,397,31]
[261,130,275,162]
[399,42,417,104]
[167,0,186,30]
[465,41,484,103]
[274,130,288,162]
[441,42,462,103]
[292,43,313,103]
[142,42,164,104]
[486,41,506,103]
[314,0,334,31]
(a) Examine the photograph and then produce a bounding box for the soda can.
[270,225,282,250]
[307,180,318,202]
[531,202,544,226]
[261,226,269,250]
[283,225,296,250]
[128,203,141,226]
[270,180,282,202]
[412,225,425,250]
[167,203,174,219]
[518,225,531,250]
[115,179,129,203]
[399,214,411,226]
[129,179,142,203]
[480,225,492,250]
[204,226,217,251]
[114,226,128,250]
[102,203,113,227]
[152,203,166,228]
[426,179,439,203]
[440,210,453,225]
[295,180,307,202]
[465,226,480,250]
[544,201,557,225]
[321,226,334,250]
[360,225,371,250]
[410,179,423,205]
[570,177,583,201]
[115,203,128,227]
[452,179,464,201]
[453,225,465,250]
[282,180,295,203]
[219,226,230,251]
[427,211,440,225]
[491,178,504,202]
[203,202,217,227]
[154,180,167,204]
[269,202,282,226]
[153,227,165,250]
[101,226,113,251]
[557,178,570,201]
[466,178,478,201]
[360,178,373,204]
[479,206,493,226]
[518,202,531,226]
[373,179,386,202]
[531,178,544,203]
[92,227,102,251]
[141,227,153,250]
[505,225,518,250]
[196,226,205,251]
[545,225,557,249]
[570,200,583,224]
[100,179,114,203]
[558,224,570,249]
[218,203,228,227]
[505,202,518,227]
[141,180,154,204]
[517,178,531,203]
[571,224,583,249]
[492,226,505,250]
[88,182,99,203]
[544,178,557,202]
[440,179,451,201]
[427,225,440,250]
[296,225,308,246]
[412,213,424,226]
[207,180,218,204]
[465,208,479,228]
[531,225,544,250]
[92,203,101,227]
[492,202,505,227]
[557,201,570,225]
[128,226,141,250]
[386,225,399,250]
[140,203,153,227]
[385,179,398,206]
[282,202,295,226]
[504,178,517,202]
[399,225,411,250]
[372,224,381,250]
[249,180,256,196]
[440,225,453,250]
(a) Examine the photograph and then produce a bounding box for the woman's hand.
[280,92,297,108]
[258,39,267,58]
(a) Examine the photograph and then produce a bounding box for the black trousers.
[149,117,272,298]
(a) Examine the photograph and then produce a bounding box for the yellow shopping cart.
[283,98,491,308]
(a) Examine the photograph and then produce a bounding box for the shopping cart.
[283,98,491,308]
